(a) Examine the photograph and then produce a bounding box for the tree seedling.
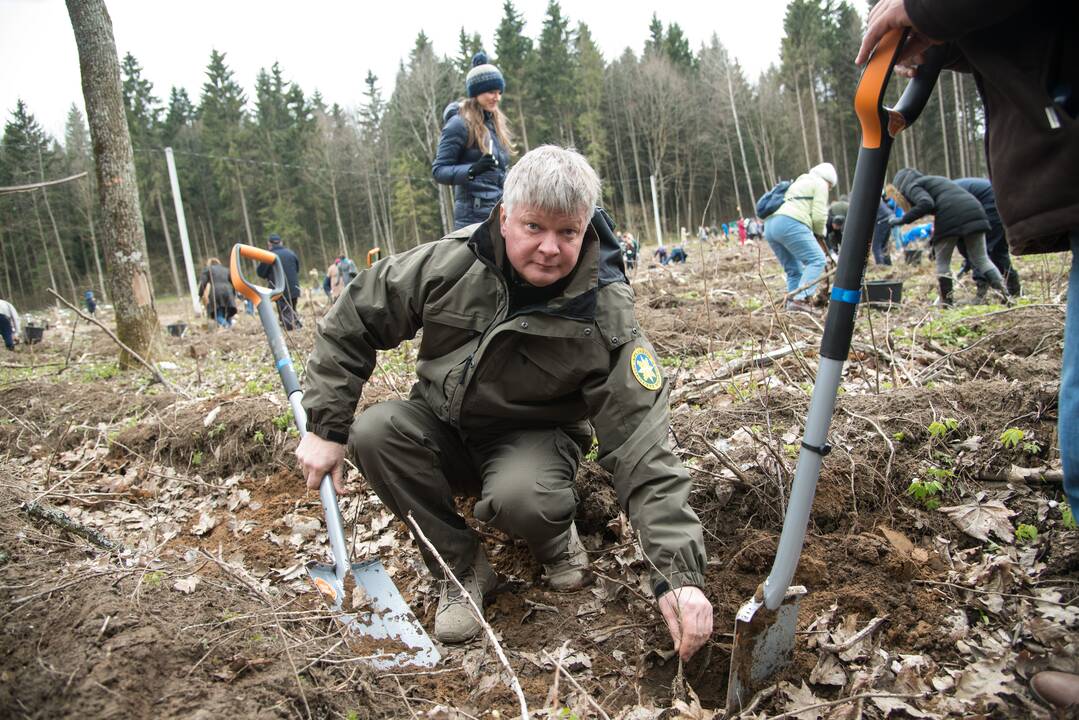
[1015,523,1038,544]
[1063,505,1076,531]
[999,427,1024,449]
[928,418,959,441]
[907,478,944,510]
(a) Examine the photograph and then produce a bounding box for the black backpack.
[756,180,814,219]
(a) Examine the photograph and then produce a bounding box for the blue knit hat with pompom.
[465,51,505,98]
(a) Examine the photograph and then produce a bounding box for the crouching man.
[295,145,712,660]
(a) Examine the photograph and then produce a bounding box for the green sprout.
[1062,505,1076,530]
[191,450,203,466]
[908,479,944,510]
[892,431,907,442]
[1015,523,1038,543]
[1000,427,1024,449]
[928,418,959,440]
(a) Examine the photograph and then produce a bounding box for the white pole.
[165,147,200,315]
[650,174,664,248]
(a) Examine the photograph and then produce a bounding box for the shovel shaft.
[761,32,947,610]
[232,243,351,581]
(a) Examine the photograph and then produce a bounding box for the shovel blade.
[726,585,807,714]
[307,558,441,669]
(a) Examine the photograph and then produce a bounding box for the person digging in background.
[764,162,837,312]
[432,51,513,230]
[890,168,1010,306]
[0,297,19,351]
[954,177,1021,301]
[197,258,237,329]
[295,145,712,659]
[860,0,1078,709]
[83,289,97,316]
[257,233,302,330]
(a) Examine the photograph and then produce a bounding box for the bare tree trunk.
[793,73,813,169]
[627,113,651,244]
[236,172,254,245]
[516,104,530,153]
[807,64,824,165]
[725,138,742,216]
[155,190,183,300]
[86,210,107,301]
[329,172,350,258]
[937,85,952,177]
[66,0,164,369]
[725,57,756,204]
[30,192,60,303]
[38,186,79,302]
[838,113,852,193]
[953,73,967,177]
[314,212,328,270]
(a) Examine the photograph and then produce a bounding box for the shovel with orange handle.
[230,243,440,668]
[725,29,947,713]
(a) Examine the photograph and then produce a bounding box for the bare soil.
[1,241,1075,719]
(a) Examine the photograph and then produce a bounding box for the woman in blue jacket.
[432,52,514,229]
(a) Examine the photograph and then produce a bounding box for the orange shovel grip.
[854,28,906,150]
[230,244,275,306]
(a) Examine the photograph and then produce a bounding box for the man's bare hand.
[855,0,936,77]
[295,433,347,494]
[658,586,713,661]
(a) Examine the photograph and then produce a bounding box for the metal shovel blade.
[725,585,807,714]
[307,557,441,669]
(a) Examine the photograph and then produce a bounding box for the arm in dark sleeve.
[197,268,209,297]
[904,0,1027,42]
[302,242,454,442]
[898,185,935,225]
[256,260,273,281]
[431,117,471,186]
[582,294,707,596]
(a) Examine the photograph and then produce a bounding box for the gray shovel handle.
[231,243,351,581]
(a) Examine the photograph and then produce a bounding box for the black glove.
[467,154,498,180]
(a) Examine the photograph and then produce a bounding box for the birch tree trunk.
[793,73,812,169]
[155,190,183,300]
[937,86,952,178]
[236,172,254,246]
[725,57,756,204]
[39,186,78,302]
[953,73,967,177]
[31,191,60,305]
[807,64,824,166]
[68,0,160,365]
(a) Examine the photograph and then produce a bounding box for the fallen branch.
[406,512,530,720]
[817,616,888,653]
[687,432,752,485]
[47,288,184,397]
[975,466,1063,484]
[768,692,929,720]
[21,501,123,553]
[0,171,88,195]
[784,265,838,300]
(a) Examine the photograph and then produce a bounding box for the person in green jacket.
[295,145,712,657]
[765,162,837,311]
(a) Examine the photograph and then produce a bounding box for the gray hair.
[502,145,601,219]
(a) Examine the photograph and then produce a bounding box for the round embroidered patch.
[631,346,662,391]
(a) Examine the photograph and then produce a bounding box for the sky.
[1,0,864,143]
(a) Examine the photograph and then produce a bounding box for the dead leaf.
[173,575,200,594]
[191,512,218,536]
[202,405,221,428]
[809,652,847,686]
[670,686,716,719]
[878,525,914,555]
[778,681,824,720]
[939,501,1015,542]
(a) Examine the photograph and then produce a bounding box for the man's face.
[500,204,588,287]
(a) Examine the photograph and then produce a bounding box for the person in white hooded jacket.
[764,162,837,311]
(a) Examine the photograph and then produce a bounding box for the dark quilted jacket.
[893,169,989,242]
[432,103,510,229]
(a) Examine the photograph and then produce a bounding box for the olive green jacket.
[303,208,707,595]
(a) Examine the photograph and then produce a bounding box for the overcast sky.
[2,0,864,142]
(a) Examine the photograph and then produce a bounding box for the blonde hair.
[206,257,221,267]
[458,97,515,156]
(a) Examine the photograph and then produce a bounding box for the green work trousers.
[349,398,583,579]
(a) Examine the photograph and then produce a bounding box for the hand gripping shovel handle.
[230,243,351,581]
[759,30,947,611]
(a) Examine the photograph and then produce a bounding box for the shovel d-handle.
[230,243,285,308]
[237,239,353,582]
[759,30,945,612]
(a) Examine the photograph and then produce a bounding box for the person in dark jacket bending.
[432,51,513,230]
[955,177,1021,299]
[256,233,302,330]
[198,258,237,328]
[890,168,1009,305]
[860,0,1079,709]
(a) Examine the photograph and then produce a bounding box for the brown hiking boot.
[541,523,592,592]
[434,545,496,643]
[1030,671,1079,709]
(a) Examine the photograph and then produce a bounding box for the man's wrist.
[306,421,349,445]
